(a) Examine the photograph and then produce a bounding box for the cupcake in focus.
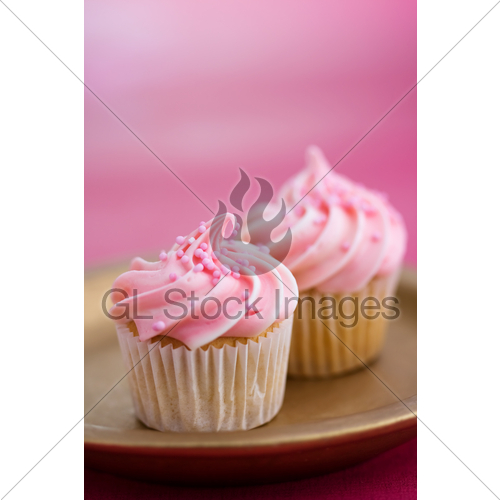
[109,214,298,432]
[251,147,407,378]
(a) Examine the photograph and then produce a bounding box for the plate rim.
[84,394,417,451]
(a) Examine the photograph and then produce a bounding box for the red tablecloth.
[85,438,416,499]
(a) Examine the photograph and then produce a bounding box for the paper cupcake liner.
[116,316,293,432]
[288,270,401,378]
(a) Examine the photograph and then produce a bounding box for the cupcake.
[109,214,298,432]
[251,147,407,378]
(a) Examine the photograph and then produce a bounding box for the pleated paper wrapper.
[116,316,293,432]
[288,270,401,378]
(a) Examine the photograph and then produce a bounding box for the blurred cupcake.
[252,147,406,378]
[109,214,297,432]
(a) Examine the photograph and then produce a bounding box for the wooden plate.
[84,265,417,486]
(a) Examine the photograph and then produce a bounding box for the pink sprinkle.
[194,248,203,258]
[342,197,356,209]
[188,237,195,244]
[259,246,270,254]
[235,222,241,230]
[241,259,249,267]
[169,273,177,281]
[232,230,238,236]
[200,242,208,251]
[159,251,168,261]
[341,241,350,252]
[175,236,185,245]
[232,266,240,273]
[236,259,243,264]
[200,251,208,260]
[198,225,207,233]
[206,261,215,271]
[221,265,230,274]
[213,270,221,278]
[371,232,381,242]
[212,278,219,285]
[329,194,342,205]
[221,248,228,256]
[314,214,326,225]
[181,255,189,264]
[249,265,256,272]
[232,272,240,279]
[176,249,184,258]
[361,201,376,215]
[199,221,206,226]
[202,258,211,266]
[193,263,204,272]
[228,239,234,245]
[152,321,166,332]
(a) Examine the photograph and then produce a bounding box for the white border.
[418,1,500,499]
[0,1,83,499]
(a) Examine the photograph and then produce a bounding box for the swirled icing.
[257,146,407,293]
[109,214,298,350]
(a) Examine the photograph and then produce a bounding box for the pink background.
[85,0,416,496]
[85,0,416,268]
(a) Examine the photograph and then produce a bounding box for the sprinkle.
[259,245,270,254]
[235,223,241,230]
[213,270,221,278]
[200,242,208,251]
[232,266,240,273]
[212,278,219,286]
[329,194,342,205]
[236,259,243,265]
[221,248,228,256]
[206,261,215,271]
[232,272,240,279]
[371,232,381,242]
[341,241,350,252]
[159,251,168,261]
[361,201,376,215]
[169,273,177,281]
[200,251,208,260]
[181,255,189,264]
[152,321,166,332]
[202,258,211,266]
[228,239,234,245]
[342,197,356,209]
[194,248,203,258]
[232,230,238,236]
[241,259,249,267]
[199,221,206,226]
[249,265,256,272]
[175,236,185,245]
[193,263,204,272]
[221,265,230,275]
[198,225,207,233]
[176,249,184,258]
[188,237,195,244]
[313,214,326,225]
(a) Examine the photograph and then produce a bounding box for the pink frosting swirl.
[110,214,298,350]
[258,146,407,293]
